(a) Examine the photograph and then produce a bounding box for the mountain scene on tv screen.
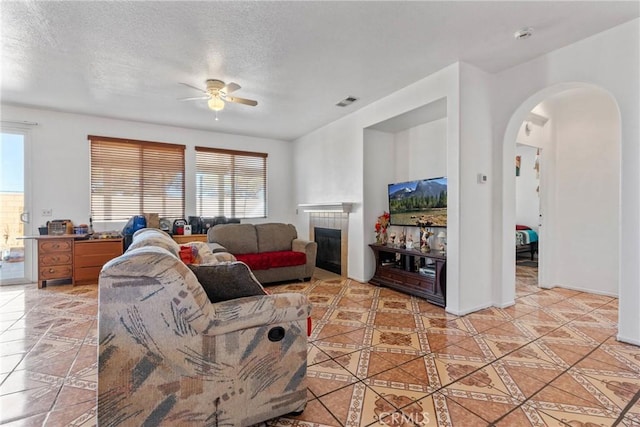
[389,178,447,226]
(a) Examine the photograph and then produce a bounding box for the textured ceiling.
[1,1,638,141]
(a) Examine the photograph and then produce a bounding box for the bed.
[516,225,538,260]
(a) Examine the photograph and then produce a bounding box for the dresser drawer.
[39,264,73,280]
[73,239,123,284]
[74,240,122,256]
[39,253,73,266]
[75,253,119,268]
[39,239,73,253]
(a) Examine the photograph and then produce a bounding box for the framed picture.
[515,155,521,176]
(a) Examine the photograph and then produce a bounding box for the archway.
[499,83,621,317]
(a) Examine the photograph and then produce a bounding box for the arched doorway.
[500,83,621,318]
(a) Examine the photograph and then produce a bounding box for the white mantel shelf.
[298,202,353,213]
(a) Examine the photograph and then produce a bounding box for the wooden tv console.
[369,244,446,307]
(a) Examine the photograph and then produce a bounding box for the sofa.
[207,223,317,284]
[98,228,311,426]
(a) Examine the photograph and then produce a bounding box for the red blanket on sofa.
[235,250,307,271]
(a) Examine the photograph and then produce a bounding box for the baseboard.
[497,300,515,309]
[445,301,493,316]
[547,284,618,298]
[616,334,640,346]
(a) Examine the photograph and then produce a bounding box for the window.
[195,147,267,218]
[89,135,185,221]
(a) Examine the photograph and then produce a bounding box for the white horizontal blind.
[195,147,267,218]
[89,135,185,221]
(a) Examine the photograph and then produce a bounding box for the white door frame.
[1,126,34,285]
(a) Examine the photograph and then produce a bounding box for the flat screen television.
[388,177,447,226]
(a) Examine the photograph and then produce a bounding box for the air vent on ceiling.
[514,27,533,40]
[336,96,359,107]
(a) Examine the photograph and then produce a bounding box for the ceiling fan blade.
[179,82,207,94]
[226,96,258,106]
[222,82,241,94]
[178,96,210,101]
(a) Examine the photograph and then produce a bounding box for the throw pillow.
[179,245,195,264]
[188,264,266,302]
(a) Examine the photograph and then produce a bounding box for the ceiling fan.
[179,79,258,118]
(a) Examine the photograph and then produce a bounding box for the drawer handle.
[49,268,55,273]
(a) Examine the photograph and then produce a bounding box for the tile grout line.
[612,387,640,426]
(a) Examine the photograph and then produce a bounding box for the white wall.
[363,129,396,276]
[1,105,294,279]
[515,144,540,230]
[362,119,448,278]
[394,118,447,183]
[493,19,638,343]
[457,62,494,313]
[293,63,461,300]
[545,89,620,296]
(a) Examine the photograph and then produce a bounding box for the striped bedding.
[516,229,538,246]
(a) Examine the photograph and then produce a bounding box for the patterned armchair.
[98,236,311,426]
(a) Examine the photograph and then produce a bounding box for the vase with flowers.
[375,211,391,245]
[416,216,434,253]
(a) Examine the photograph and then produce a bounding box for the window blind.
[89,135,185,221]
[195,147,267,218]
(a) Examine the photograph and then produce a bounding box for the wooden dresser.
[74,239,123,285]
[38,236,75,288]
[35,235,123,288]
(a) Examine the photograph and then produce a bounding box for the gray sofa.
[208,223,317,284]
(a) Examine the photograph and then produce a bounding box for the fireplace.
[305,208,349,277]
[314,227,342,275]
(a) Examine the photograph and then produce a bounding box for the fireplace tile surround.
[308,212,348,277]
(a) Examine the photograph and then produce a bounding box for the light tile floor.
[1,265,638,426]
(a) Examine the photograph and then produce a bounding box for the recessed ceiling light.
[514,27,534,40]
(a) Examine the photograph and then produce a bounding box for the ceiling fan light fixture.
[208,97,225,111]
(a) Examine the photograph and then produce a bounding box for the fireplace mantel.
[298,202,353,213]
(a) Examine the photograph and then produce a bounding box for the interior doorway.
[514,110,547,289]
[503,84,621,303]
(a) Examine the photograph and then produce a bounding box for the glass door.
[0,130,31,285]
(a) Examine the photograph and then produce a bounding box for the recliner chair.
[98,235,311,426]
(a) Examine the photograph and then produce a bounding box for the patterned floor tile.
[475,335,531,360]
[494,360,564,401]
[271,398,341,426]
[43,399,96,427]
[526,376,620,420]
[0,386,59,424]
[494,403,551,426]
[438,386,522,424]
[337,295,376,311]
[419,315,470,334]
[568,367,640,415]
[422,330,471,352]
[0,412,49,427]
[369,328,423,354]
[574,347,640,376]
[2,269,639,426]
[364,357,439,395]
[373,311,417,330]
[534,407,620,426]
